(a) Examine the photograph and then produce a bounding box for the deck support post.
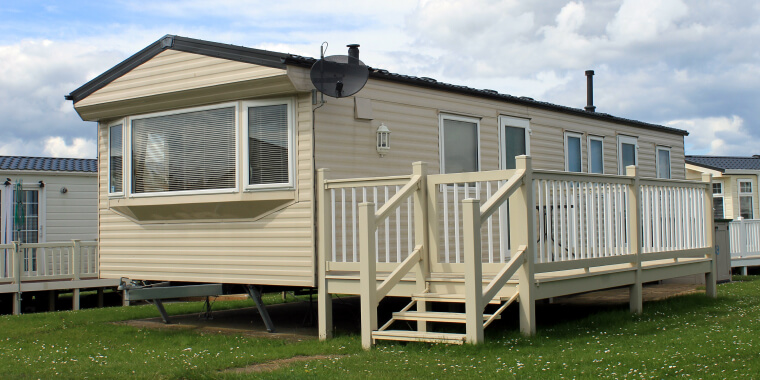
[97,288,104,308]
[72,240,81,311]
[316,169,334,340]
[513,156,536,336]
[412,162,430,333]
[702,173,717,298]
[463,199,484,344]
[12,241,22,315]
[359,202,377,350]
[48,290,56,311]
[627,166,643,314]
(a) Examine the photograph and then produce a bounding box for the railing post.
[462,198,484,344]
[737,216,748,275]
[359,202,377,350]
[12,241,22,315]
[626,165,643,314]
[702,173,717,297]
[72,239,81,311]
[513,155,536,336]
[412,162,429,333]
[316,169,334,341]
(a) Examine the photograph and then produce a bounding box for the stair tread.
[411,293,504,304]
[373,330,467,344]
[392,311,499,322]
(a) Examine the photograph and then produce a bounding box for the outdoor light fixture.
[60,187,68,194]
[376,123,391,157]
[38,180,45,188]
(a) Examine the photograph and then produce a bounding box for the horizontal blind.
[132,106,236,193]
[109,124,123,193]
[248,104,289,185]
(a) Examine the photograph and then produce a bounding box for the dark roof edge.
[66,35,288,103]
[684,159,726,173]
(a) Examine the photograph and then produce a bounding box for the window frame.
[498,115,530,170]
[128,102,240,198]
[564,131,583,172]
[439,113,481,174]
[617,135,638,175]
[242,98,296,191]
[655,146,672,179]
[587,135,604,174]
[712,181,724,219]
[107,119,125,197]
[738,179,754,219]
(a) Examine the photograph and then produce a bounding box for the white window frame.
[498,115,530,170]
[587,135,604,174]
[655,146,672,179]
[242,98,296,191]
[128,102,240,198]
[564,131,583,172]
[617,135,638,175]
[107,119,125,197]
[10,184,46,243]
[439,113,481,174]
[712,181,724,219]
[738,179,754,219]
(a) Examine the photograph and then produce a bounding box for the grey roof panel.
[67,35,689,137]
[685,155,760,172]
[0,156,97,173]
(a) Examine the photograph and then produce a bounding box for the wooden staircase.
[371,290,519,344]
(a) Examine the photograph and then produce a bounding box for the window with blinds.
[109,123,123,194]
[247,103,290,186]
[131,105,236,194]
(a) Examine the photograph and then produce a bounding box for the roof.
[0,156,97,173]
[685,155,760,172]
[67,35,689,137]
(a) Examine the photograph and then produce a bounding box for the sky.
[1,0,759,159]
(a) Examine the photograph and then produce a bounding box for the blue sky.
[1,0,759,158]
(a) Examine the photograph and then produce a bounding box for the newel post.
[737,216,748,275]
[316,169,333,340]
[513,155,536,336]
[626,165,643,314]
[702,173,717,298]
[72,239,81,311]
[12,241,22,315]
[412,162,430,333]
[463,198,484,344]
[359,202,377,350]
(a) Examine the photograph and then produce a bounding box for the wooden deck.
[316,157,718,348]
[1,240,120,314]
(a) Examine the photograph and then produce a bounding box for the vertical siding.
[96,93,315,286]
[0,171,97,242]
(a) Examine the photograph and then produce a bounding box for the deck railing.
[730,217,760,259]
[0,240,99,283]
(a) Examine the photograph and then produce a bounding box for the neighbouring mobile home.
[67,35,717,347]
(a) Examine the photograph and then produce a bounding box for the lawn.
[2,278,760,379]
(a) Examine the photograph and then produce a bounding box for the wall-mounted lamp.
[4,178,10,186]
[376,123,391,157]
[38,180,45,188]
[60,187,68,194]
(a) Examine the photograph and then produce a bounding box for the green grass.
[3,278,760,379]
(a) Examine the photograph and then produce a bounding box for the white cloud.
[669,116,760,156]
[607,0,689,44]
[43,137,96,158]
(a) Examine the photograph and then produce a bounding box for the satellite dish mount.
[310,43,369,98]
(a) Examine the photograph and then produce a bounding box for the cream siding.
[0,171,97,242]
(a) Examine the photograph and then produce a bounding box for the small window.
[244,99,294,189]
[712,182,724,219]
[108,122,124,195]
[739,180,754,219]
[499,116,530,170]
[564,132,582,172]
[131,103,237,195]
[440,114,479,174]
[656,146,671,179]
[588,136,604,174]
[617,135,638,174]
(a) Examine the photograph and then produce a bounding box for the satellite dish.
[310,44,369,98]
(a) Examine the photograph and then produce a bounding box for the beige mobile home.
[68,35,718,346]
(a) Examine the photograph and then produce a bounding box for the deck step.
[372,330,467,344]
[411,293,502,304]
[392,311,499,323]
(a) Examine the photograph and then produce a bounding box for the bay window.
[108,121,124,195]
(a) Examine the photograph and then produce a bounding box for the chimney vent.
[585,70,596,112]
[347,44,360,65]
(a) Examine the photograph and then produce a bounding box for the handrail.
[478,169,525,223]
[375,175,421,224]
[376,246,422,299]
[481,246,525,305]
[325,175,411,189]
